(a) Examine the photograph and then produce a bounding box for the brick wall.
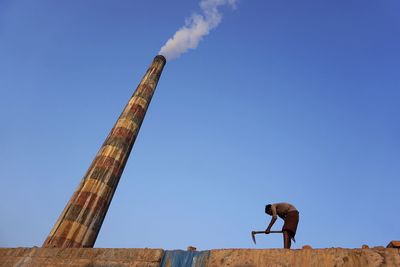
[1,247,399,267]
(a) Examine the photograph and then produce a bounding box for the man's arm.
[265,217,277,233]
[265,205,277,233]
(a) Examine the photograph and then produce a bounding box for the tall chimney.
[43,55,166,248]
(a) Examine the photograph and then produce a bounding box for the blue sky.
[0,0,399,250]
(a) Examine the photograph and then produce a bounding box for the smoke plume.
[159,0,236,60]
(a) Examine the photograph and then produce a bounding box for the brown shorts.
[282,210,299,238]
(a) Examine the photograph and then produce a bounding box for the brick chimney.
[43,55,166,248]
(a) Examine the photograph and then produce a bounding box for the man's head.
[265,204,272,215]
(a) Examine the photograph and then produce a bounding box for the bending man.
[265,202,299,249]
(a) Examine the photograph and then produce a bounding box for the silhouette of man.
[265,202,299,249]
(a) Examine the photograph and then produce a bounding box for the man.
[265,202,299,249]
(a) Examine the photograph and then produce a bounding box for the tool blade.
[251,231,256,244]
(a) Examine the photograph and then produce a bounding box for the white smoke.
[159,0,237,60]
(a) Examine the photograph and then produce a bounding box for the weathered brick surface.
[1,247,400,267]
[387,241,400,248]
[0,248,163,267]
[208,248,400,267]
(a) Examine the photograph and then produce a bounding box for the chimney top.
[156,55,167,64]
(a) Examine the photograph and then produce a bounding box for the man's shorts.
[282,210,299,238]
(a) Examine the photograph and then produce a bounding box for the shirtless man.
[265,202,299,249]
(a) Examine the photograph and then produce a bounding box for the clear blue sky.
[1,0,399,250]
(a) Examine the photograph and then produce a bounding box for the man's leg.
[283,231,291,249]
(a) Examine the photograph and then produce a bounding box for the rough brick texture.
[208,248,400,267]
[0,248,163,267]
[2,248,400,267]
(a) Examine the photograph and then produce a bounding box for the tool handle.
[252,230,283,234]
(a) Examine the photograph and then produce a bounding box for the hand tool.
[251,230,283,244]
